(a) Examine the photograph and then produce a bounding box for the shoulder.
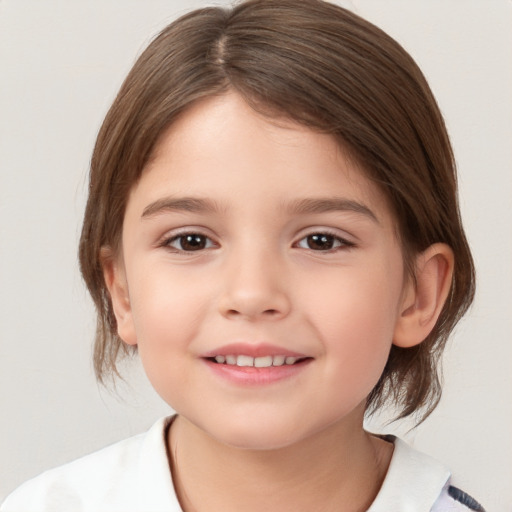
[0,416,180,512]
[368,436,485,512]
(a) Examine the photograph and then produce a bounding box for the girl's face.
[109,93,410,450]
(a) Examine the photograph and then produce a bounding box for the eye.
[296,233,352,251]
[166,233,215,252]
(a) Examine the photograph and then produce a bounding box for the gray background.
[1,1,511,510]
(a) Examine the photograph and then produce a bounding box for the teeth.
[213,355,302,367]
[272,355,285,366]
[237,355,254,367]
[254,356,273,368]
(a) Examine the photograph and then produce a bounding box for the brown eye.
[296,233,350,251]
[306,234,336,250]
[168,234,213,251]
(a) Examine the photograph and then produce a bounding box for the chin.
[201,409,324,452]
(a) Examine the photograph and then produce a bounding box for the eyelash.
[294,231,355,252]
[160,230,355,254]
[162,232,217,252]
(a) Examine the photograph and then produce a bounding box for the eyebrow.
[141,195,378,223]
[142,197,221,218]
[285,197,379,223]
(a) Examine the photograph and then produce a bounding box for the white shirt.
[1,416,482,512]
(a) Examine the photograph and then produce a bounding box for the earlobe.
[101,247,137,346]
[393,243,454,348]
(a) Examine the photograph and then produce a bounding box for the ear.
[101,247,137,346]
[393,243,454,348]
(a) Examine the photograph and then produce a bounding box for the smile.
[211,355,306,367]
[203,346,313,385]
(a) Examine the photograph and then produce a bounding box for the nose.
[217,248,292,321]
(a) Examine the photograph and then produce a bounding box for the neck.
[167,409,393,512]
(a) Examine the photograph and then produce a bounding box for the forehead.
[131,93,393,225]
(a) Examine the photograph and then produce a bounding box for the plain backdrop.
[1,0,511,510]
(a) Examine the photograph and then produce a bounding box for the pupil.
[308,234,334,250]
[182,235,205,250]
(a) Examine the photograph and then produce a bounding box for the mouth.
[202,343,313,384]
[203,350,313,385]
[206,354,311,368]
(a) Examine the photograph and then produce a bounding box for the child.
[1,0,485,510]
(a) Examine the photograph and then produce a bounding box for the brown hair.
[79,0,475,422]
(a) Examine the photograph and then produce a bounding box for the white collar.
[135,416,181,511]
[368,435,451,511]
[136,418,450,512]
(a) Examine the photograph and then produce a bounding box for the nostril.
[224,308,281,319]
[219,292,291,320]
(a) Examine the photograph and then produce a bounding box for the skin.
[104,92,454,511]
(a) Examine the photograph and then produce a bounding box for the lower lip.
[203,359,312,386]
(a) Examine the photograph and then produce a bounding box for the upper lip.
[202,343,309,358]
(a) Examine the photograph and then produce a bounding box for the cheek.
[302,264,403,386]
[129,265,203,338]
[128,278,198,405]
[126,267,210,388]
[304,263,402,333]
